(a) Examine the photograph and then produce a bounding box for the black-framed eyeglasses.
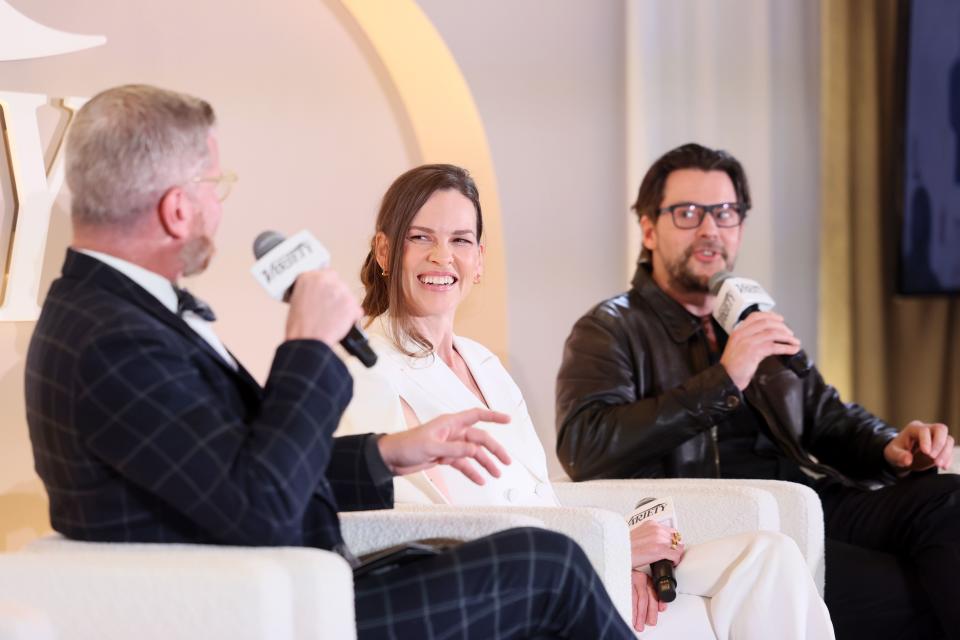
[656,202,748,229]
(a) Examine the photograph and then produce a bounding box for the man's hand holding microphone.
[719,311,801,390]
[284,268,364,345]
[709,272,805,391]
[709,272,954,474]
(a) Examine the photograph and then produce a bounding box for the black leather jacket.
[555,262,898,486]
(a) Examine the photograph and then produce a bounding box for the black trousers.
[820,473,960,640]
[353,527,634,640]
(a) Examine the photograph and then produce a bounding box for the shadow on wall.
[0,483,50,552]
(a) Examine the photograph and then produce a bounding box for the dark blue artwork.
[902,0,960,294]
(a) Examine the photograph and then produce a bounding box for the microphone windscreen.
[708,270,732,295]
[253,231,285,259]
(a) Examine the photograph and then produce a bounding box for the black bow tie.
[175,287,217,322]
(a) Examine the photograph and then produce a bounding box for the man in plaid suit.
[25,84,634,639]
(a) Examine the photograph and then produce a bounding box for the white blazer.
[336,318,559,507]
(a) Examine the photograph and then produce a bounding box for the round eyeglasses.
[656,202,747,229]
[192,171,238,202]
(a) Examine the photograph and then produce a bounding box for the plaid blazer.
[25,249,392,549]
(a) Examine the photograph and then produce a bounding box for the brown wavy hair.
[360,164,482,357]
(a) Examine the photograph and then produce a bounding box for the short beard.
[663,243,733,294]
[180,215,215,277]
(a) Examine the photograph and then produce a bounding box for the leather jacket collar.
[631,260,704,345]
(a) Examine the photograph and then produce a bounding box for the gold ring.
[671,531,681,550]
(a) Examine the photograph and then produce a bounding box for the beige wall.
[417,0,629,477]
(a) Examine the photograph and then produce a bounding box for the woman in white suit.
[337,164,834,639]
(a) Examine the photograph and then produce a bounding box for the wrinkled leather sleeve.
[556,304,743,480]
[800,366,899,482]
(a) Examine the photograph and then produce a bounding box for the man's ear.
[476,242,485,278]
[158,187,193,240]
[640,214,657,252]
[374,232,390,271]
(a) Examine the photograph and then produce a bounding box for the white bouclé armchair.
[0,509,542,640]
[389,476,825,624]
[0,478,825,639]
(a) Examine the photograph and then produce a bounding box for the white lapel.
[369,318,551,486]
[452,336,511,412]
[451,336,550,484]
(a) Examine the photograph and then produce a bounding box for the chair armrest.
[552,478,781,544]
[553,477,826,595]
[713,478,824,590]
[945,446,960,475]
[18,536,355,640]
[0,603,56,640]
[339,508,543,556]
[390,504,633,624]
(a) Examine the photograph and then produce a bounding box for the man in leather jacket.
[556,143,959,640]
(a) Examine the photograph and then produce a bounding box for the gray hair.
[66,84,216,227]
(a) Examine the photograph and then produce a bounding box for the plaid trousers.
[354,527,634,640]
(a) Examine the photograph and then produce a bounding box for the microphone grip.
[281,280,377,368]
[342,325,377,368]
[650,559,677,603]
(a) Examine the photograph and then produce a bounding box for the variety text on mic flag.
[250,230,330,300]
[627,496,678,531]
[713,277,775,334]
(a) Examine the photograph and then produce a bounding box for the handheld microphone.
[627,497,679,603]
[708,271,811,377]
[251,230,377,368]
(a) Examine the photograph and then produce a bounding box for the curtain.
[820,0,960,435]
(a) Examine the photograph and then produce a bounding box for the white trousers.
[636,531,835,640]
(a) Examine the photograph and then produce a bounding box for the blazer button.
[505,488,519,503]
[725,395,741,409]
[534,483,549,498]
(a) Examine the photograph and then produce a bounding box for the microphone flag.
[250,230,330,300]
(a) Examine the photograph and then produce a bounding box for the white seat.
[380,477,821,627]
[0,510,544,640]
[0,477,831,637]
[0,603,56,640]
[552,477,826,593]
[945,445,960,475]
